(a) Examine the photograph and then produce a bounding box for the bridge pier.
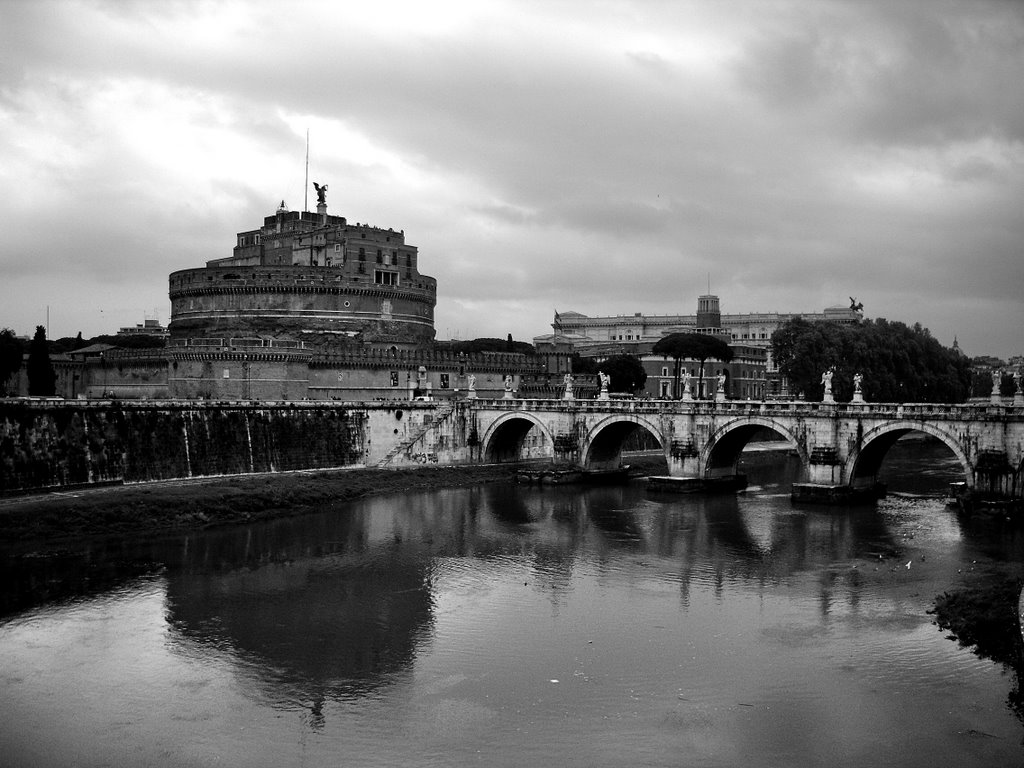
[806,447,842,485]
[655,438,747,493]
[667,439,701,478]
[791,437,885,504]
[974,450,1017,497]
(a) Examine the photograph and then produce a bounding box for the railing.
[466,397,1023,419]
[168,338,310,350]
[311,348,544,370]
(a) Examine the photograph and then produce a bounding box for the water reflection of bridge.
[159,481,940,726]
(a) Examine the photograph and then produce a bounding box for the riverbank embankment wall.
[0,400,474,493]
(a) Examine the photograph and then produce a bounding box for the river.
[2,439,1023,767]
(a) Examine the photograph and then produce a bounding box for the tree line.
[0,327,167,396]
[1,326,58,396]
[770,317,971,402]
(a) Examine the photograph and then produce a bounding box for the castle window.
[376,250,383,264]
[390,371,399,387]
[359,248,365,260]
[375,271,398,286]
[335,244,341,252]
[254,234,261,244]
[440,373,449,389]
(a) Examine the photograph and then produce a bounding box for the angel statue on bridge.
[821,368,834,398]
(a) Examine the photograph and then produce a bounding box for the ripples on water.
[1,440,1023,767]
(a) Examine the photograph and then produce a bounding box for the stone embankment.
[1,400,368,492]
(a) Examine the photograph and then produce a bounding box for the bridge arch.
[701,417,808,480]
[580,414,665,471]
[845,421,971,490]
[479,411,555,464]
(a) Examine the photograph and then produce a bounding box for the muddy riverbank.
[0,464,521,545]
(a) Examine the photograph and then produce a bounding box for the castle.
[169,195,437,346]
[31,191,564,401]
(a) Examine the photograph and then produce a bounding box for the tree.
[652,333,734,398]
[0,328,23,395]
[571,353,599,375]
[771,317,970,402]
[598,354,647,394]
[27,325,57,396]
[445,337,535,356]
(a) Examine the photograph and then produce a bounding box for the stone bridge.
[452,398,1024,498]
[5,398,1021,500]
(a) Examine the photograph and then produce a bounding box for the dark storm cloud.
[0,0,1020,356]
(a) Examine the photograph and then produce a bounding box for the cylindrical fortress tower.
[169,201,436,346]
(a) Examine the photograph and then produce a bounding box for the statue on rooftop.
[313,182,328,205]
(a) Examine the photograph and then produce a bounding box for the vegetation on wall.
[443,337,536,356]
[49,333,166,353]
[771,317,971,402]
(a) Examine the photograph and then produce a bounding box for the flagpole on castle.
[304,129,309,212]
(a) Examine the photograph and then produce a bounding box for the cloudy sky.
[1,0,1021,357]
